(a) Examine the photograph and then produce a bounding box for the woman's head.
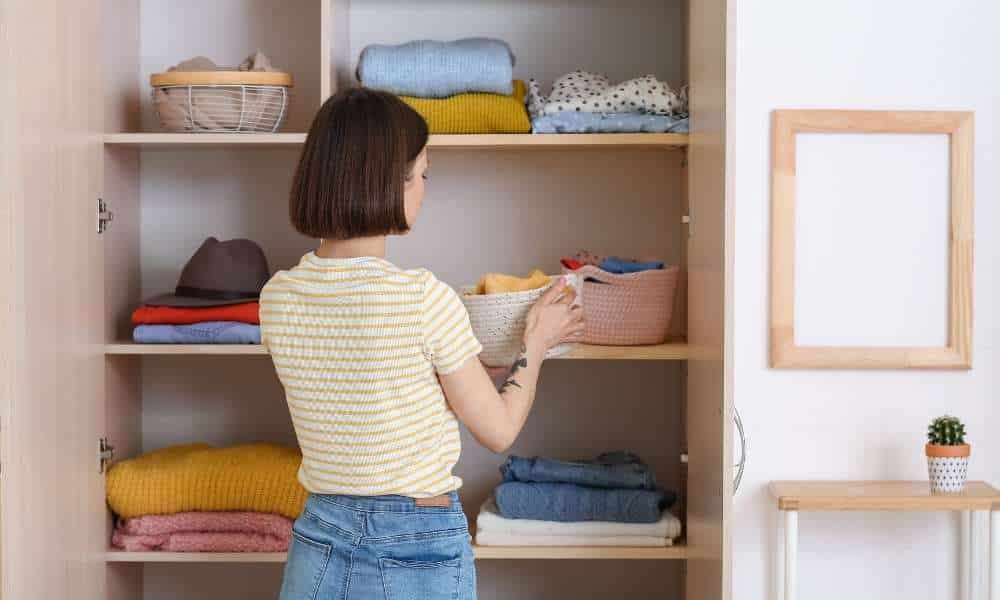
[289,87,429,240]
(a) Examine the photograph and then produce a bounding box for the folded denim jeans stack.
[476,453,681,547]
[356,38,531,134]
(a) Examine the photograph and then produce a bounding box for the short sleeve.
[422,273,482,374]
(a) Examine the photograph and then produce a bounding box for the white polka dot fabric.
[527,71,687,119]
[927,456,969,493]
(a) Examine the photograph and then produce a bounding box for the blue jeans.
[494,482,673,523]
[500,452,657,490]
[279,492,476,600]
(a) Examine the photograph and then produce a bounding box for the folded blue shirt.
[494,482,674,523]
[599,257,665,274]
[532,112,689,134]
[501,453,657,490]
[357,38,515,98]
[133,321,261,344]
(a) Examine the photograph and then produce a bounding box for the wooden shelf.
[103,133,307,149]
[103,133,688,150]
[103,541,687,562]
[770,481,1000,512]
[105,343,268,355]
[104,342,690,360]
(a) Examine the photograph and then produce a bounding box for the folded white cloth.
[476,530,672,547]
[476,499,682,539]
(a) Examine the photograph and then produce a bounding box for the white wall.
[733,1,999,599]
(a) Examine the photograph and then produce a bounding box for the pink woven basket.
[569,265,680,345]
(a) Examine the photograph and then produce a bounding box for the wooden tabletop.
[770,481,1000,511]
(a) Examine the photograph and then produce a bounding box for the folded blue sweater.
[133,322,261,344]
[494,482,674,523]
[357,38,515,98]
[599,257,665,274]
[532,113,689,134]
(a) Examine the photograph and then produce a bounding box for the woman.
[262,88,583,600]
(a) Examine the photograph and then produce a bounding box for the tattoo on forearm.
[498,344,528,393]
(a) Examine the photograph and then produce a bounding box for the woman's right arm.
[438,279,583,453]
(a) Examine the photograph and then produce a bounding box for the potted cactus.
[926,415,970,493]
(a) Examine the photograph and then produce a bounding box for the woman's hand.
[523,278,585,353]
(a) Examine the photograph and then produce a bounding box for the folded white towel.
[476,499,682,539]
[476,530,672,547]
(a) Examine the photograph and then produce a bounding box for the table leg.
[991,510,998,600]
[775,507,785,600]
[963,510,972,600]
[785,510,798,600]
[974,511,990,600]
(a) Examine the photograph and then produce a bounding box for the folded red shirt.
[131,302,260,325]
[560,258,584,271]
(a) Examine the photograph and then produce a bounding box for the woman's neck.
[315,236,387,259]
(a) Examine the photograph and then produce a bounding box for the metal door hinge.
[680,452,689,464]
[98,437,115,473]
[682,214,692,238]
[97,198,113,234]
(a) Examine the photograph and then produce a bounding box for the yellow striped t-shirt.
[260,253,482,497]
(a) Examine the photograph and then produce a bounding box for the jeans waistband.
[311,491,461,513]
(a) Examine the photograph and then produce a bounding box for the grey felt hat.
[143,237,271,307]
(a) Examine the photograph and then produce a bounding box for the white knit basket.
[461,278,577,367]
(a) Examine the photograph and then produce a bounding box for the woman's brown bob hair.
[289,87,429,239]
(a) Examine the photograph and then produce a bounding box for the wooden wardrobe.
[0,0,733,598]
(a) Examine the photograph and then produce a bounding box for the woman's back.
[261,253,481,497]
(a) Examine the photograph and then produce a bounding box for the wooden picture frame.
[770,109,974,369]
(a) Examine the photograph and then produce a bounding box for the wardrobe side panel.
[0,0,12,593]
[103,1,145,596]
[0,0,109,599]
[685,0,733,598]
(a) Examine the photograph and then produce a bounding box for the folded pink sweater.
[112,511,292,552]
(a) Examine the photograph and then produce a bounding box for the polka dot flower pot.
[926,443,970,494]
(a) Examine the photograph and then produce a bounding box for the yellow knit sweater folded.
[106,443,308,519]
[401,80,531,134]
[473,269,551,295]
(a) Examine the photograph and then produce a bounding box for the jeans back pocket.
[279,531,332,600]
[379,557,461,600]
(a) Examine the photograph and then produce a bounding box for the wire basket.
[151,71,294,133]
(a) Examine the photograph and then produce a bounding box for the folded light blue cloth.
[357,38,515,98]
[501,453,657,490]
[494,482,674,523]
[532,113,689,134]
[133,321,261,344]
[599,257,665,274]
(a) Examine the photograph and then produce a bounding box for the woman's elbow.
[481,431,516,454]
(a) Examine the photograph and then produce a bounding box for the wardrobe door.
[0,1,108,599]
[685,0,734,598]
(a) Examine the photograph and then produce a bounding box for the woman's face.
[403,149,428,228]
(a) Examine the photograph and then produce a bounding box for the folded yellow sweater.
[473,269,551,295]
[401,80,531,134]
[106,443,307,519]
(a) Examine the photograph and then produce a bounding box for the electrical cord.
[733,406,746,494]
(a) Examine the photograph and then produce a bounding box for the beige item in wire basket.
[151,51,294,133]
[461,275,581,367]
[568,265,679,345]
